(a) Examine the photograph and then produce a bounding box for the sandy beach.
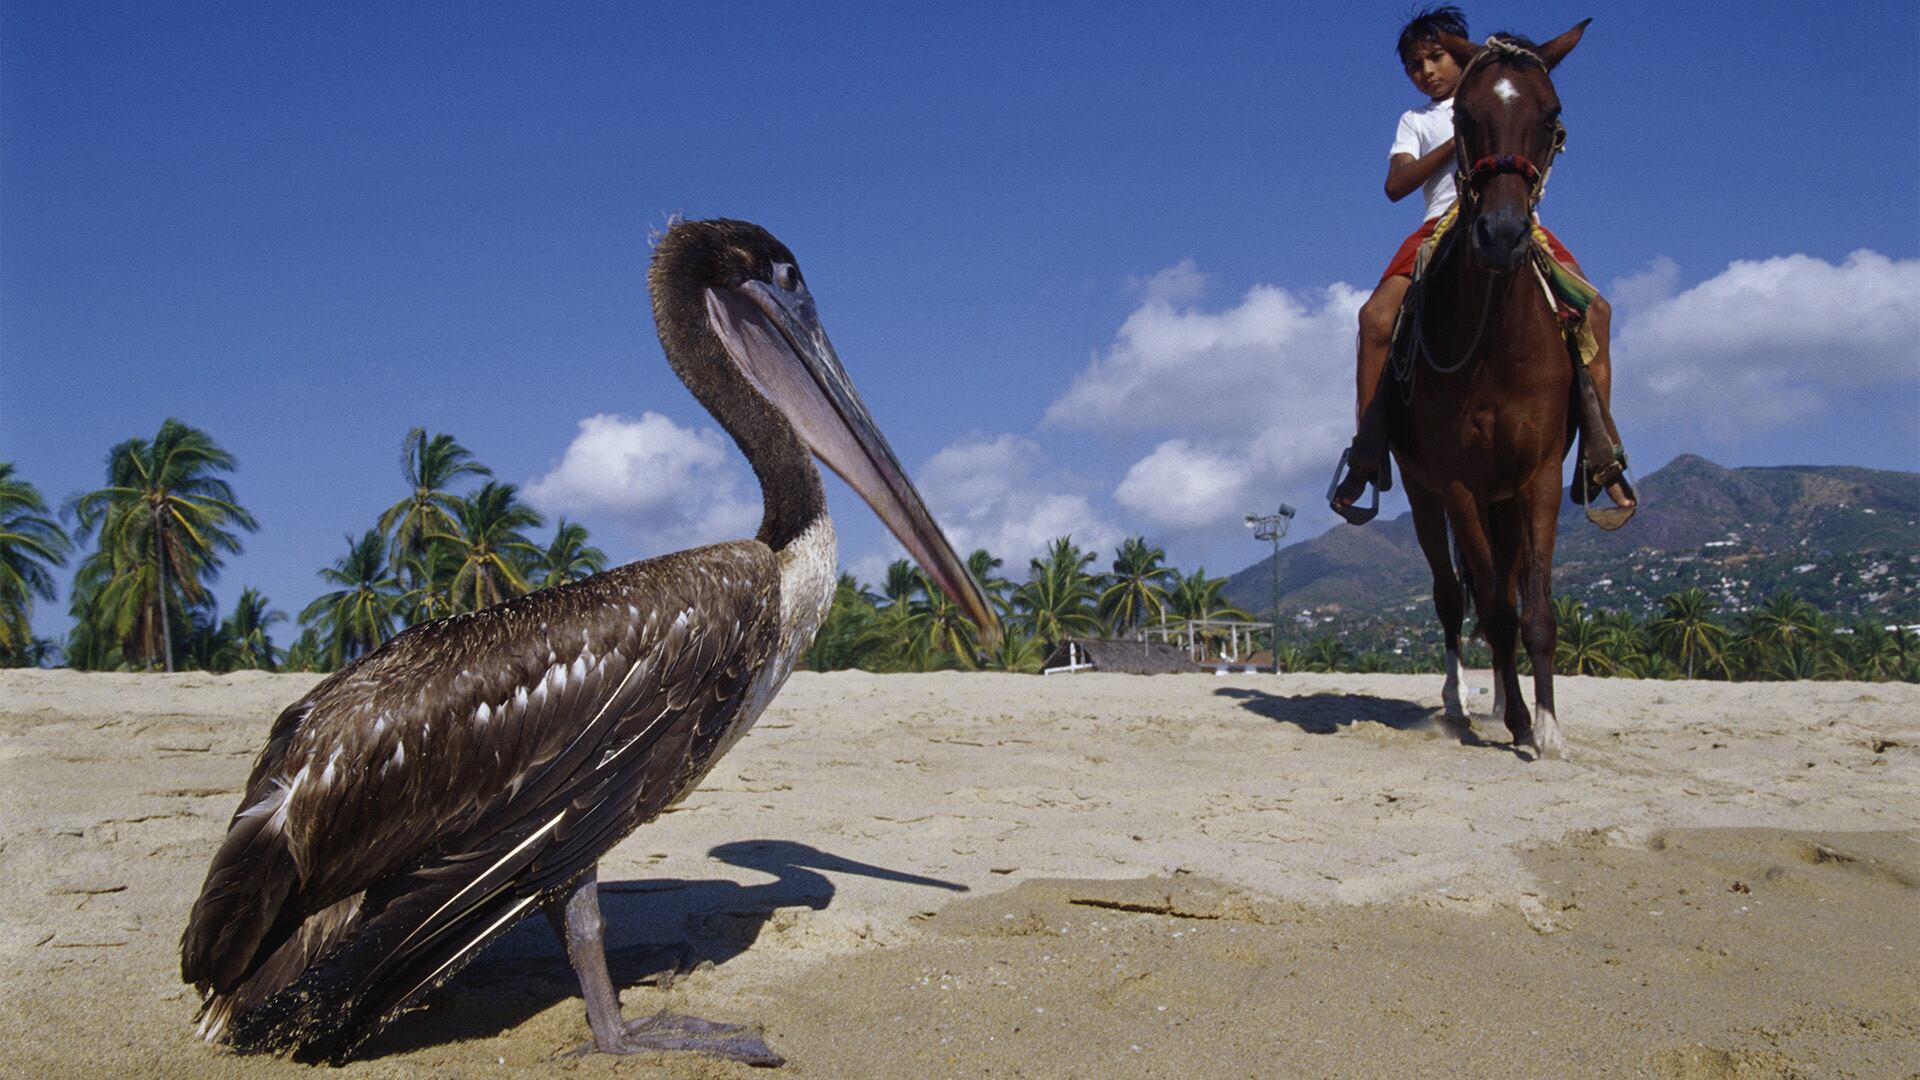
[1,667,1914,1079]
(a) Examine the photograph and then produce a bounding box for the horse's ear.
[1538,18,1592,69]
[1436,30,1479,70]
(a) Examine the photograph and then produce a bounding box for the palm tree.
[0,463,72,659]
[1098,536,1176,636]
[3,636,60,668]
[1842,622,1913,683]
[63,553,123,670]
[214,587,286,672]
[868,559,924,670]
[283,625,327,673]
[1270,643,1308,673]
[806,573,889,671]
[1016,537,1104,651]
[1634,651,1681,680]
[1743,593,1823,657]
[909,568,981,667]
[1166,566,1253,659]
[1760,636,1824,682]
[397,542,463,626]
[1403,646,1445,674]
[1593,608,1649,678]
[530,518,610,590]
[301,530,404,667]
[180,604,229,672]
[1305,636,1354,673]
[966,549,1016,620]
[1167,568,1250,624]
[378,428,492,563]
[1553,597,1616,676]
[66,420,257,671]
[983,626,1046,673]
[434,481,543,613]
[1648,588,1728,679]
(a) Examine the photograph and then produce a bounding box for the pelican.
[180,219,998,1065]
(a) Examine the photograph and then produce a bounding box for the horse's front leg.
[1447,494,1527,742]
[1518,468,1569,760]
[1487,498,1532,747]
[1408,485,1470,731]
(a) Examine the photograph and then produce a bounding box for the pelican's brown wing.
[181,541,779,1061]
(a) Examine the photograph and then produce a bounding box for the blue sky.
[5,1,1917,641]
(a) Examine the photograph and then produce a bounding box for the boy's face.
[1401,40,1462,100]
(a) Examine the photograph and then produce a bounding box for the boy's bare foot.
[1573,445,1637,530]
[1328,440,1389,525]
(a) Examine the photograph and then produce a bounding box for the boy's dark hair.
[1397,5,1469,61]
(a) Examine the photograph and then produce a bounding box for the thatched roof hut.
[1041,638,1202,675]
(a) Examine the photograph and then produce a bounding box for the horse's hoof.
[1531,739,1570,762]
[1530,712,1569,760]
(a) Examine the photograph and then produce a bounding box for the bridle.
[1392,38,1572,387]
[1452,37,1568,211]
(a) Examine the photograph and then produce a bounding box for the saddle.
[1385,207,1634,529]
[1386,205,1600,389]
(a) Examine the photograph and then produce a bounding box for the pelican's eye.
[773,263,801,292]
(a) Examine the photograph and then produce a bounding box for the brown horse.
[1385,22,1590,760]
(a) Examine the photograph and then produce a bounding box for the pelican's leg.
[547,867,784,1067]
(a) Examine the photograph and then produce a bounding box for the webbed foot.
[574,1009,784,1067]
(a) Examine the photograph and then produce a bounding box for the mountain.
[1225,455,1920,633]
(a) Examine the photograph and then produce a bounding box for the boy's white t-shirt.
[1391,97,1456,221]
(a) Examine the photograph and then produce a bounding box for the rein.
[1391,231,1501,397]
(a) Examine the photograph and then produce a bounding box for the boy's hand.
[1385,139,1456,201]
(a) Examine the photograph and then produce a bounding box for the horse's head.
[1437,21,1589,272]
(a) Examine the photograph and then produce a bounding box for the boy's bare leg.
[1559,268,1635,512]
[1586,295,1633,506]
[1332,274,1410,517]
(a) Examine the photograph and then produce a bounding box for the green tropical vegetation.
[300,530,404,670]
[0,463,72,664]
[63,420,257,672]
[8,426,1914,684]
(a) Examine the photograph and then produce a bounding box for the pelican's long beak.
[705,275,1000,649]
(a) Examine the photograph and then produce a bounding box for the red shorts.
[1380,217,1575,283]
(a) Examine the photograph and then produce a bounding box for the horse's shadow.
[1213,687,1526,757]
[362,839,965,1056]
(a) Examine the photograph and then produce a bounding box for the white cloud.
[912,433,1125,570]
[1609,256,1680,309]
[1045,273,1363,439]
[1614,250,1920,440]
[1044,267,1368,532]
[1128,258,1212,306]
[525,412,759,553]
[1114,439,1254,527]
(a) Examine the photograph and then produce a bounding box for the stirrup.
[1575,446,1637,531]
[1327,446,1382,525]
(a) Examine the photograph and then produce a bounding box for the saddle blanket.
[1409,204,1600,368]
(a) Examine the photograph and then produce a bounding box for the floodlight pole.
[1245,504,1296,674]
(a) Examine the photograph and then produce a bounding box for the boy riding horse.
[1330,4,1635,528]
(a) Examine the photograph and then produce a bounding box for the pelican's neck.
[663,309,827,553]
[741,418,828,554]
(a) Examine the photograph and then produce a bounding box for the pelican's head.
[650,218,999,649]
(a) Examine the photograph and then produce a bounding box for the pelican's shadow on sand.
[1214,686,1521,755]
[360,839,965,1057]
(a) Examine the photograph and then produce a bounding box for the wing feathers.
[182,544,777,1060]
